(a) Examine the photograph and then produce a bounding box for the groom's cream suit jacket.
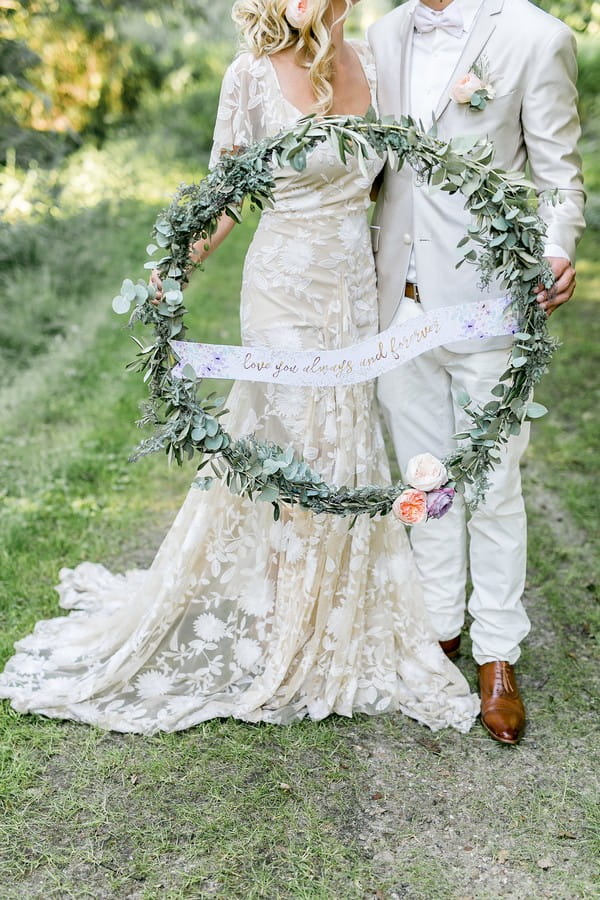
[368,0,586,351]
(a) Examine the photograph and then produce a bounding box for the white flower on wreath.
[450,55,496,111]
[405,452,447,492]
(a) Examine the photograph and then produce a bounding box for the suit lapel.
[398,4,417,115]
[433,0,504,120]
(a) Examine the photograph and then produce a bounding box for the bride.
[0,0,479,734]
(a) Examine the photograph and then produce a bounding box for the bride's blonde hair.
[232,0,351,114]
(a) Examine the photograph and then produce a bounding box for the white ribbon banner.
[171,296,518,387]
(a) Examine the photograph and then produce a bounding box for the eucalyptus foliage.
[113,110,557,519]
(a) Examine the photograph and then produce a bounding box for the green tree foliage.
[0,0,233,165]
[534,0,600,32]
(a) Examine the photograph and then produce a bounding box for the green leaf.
[290,149,307,171]
[193,476,213,490]
[521,266,541,282]
[205,418,219,437]
[526,401,548,419]
[225,205,243,223]
[491,216,509,231]
[257,485,280,502]
[181,364,197,381]
[112,295,131,314]
[262,459,282,476]
[451,134,480,153]
[204,435,223,451]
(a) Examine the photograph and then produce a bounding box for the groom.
[368,0,585,743]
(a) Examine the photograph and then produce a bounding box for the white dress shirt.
[406,0,567,284]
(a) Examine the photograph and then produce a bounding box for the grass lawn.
[0,136,598,898]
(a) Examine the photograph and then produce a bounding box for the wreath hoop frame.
[112,110,557,521]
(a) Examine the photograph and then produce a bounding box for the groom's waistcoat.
[368,0,586,350]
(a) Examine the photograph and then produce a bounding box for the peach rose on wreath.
[392,489,428,526]
[405,452,448,492]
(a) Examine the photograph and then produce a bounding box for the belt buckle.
[406,282,421,303]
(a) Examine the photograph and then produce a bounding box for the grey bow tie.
[413,3,464,38]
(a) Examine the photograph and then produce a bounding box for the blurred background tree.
[1,0,598,170]
[0,0,236,168]
[535,0,600,32]
[0,0,598,227]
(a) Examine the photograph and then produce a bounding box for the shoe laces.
[493,662,516,696]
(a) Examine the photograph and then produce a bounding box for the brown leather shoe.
[479,661,526,745]
[439,635,461,659]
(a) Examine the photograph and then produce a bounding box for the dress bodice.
[209,43,384,217]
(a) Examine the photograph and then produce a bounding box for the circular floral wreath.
[112,110,557,523]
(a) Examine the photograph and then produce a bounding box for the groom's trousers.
[378,330,531,665]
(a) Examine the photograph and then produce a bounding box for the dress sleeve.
[209,54,266,169]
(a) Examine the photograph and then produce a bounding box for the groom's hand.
[149,269,164,305]
[534,257,576,316]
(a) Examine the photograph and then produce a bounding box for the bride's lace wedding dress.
[0,44,479,734]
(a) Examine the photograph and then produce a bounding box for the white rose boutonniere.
[450,56,496,111]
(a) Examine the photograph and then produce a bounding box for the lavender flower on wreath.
[426,487,456,520]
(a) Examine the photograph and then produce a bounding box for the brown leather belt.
[405,282,421,302]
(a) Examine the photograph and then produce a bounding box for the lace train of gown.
[0,45,480,735]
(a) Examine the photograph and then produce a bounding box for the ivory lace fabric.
[0,44,479,734]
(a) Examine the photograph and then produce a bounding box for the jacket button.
[403,233,412,245]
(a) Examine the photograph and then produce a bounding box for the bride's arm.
[150,212,237,300]
[189,211,237,264]
[151,55,259,299]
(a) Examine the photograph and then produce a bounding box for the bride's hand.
[149,269,163,305]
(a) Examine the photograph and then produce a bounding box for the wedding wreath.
[112,110,557,523]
